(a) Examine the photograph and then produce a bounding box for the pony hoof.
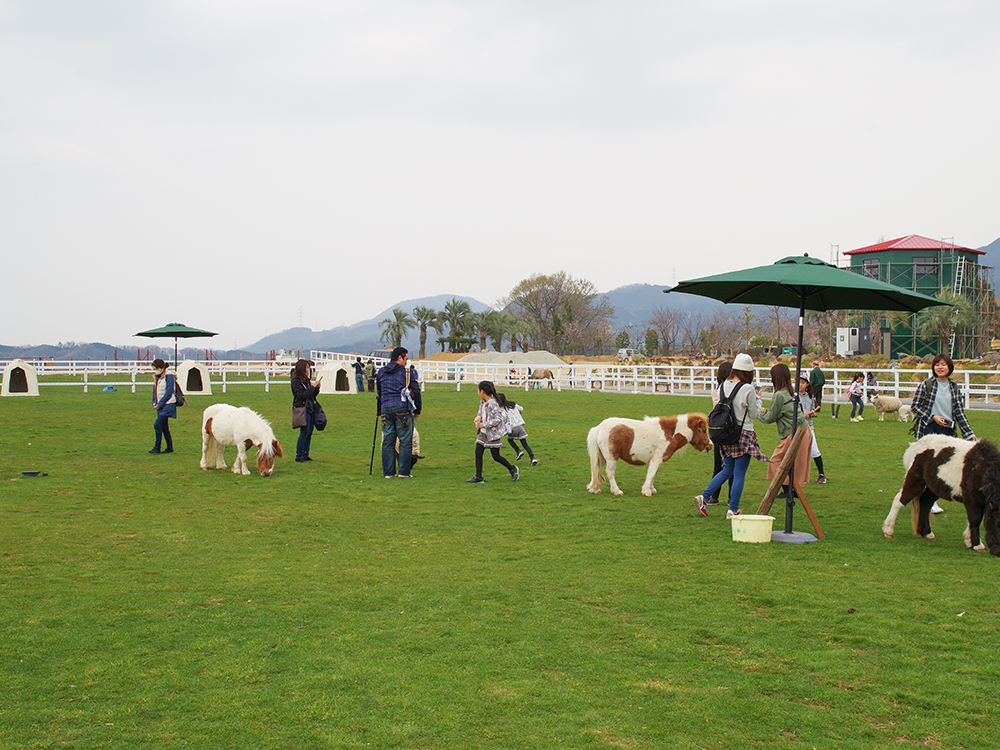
[922,533,936,540]
[883,532,893,539]
[587,487,601,495]
[642,491,653,498]
[612,489,624,496]
[973,544,986,551]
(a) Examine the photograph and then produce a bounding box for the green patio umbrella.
[135,322,219,366]
[667,254,951,541]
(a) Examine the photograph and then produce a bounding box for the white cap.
[733,353,755,372]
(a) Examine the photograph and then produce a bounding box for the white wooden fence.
[4,355,1000,410]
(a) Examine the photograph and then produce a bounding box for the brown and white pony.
[882,435,1000,555]
[201,404,283,477]
[587,413,711,497]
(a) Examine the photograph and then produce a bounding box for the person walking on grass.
[847,372,866,421]
[694,353,766,519]
[798,376,826,484]
[705,361,734,506]
[149,358,176,454]
[504,398,538,466]
[467,380,519,484]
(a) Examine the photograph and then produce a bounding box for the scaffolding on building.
[841,239,995,359]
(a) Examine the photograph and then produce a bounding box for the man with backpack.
[695,353,768,519]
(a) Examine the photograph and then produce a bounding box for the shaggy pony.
[200,404,283,477]
[587,413,711,497]
[882,435,1000,555]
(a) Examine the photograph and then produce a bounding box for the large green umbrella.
[135,322,219,366]
[667,254,951,540]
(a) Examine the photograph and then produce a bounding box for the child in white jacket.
[504,400,537,466]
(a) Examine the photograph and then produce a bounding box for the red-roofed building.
[840,234,993,358]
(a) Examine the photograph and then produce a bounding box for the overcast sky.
[2,0,997,349]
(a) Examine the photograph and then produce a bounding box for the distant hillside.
[0,342,262,362]
[977,237,1000,276]
[247,294,492,354]
[603,283,723,328]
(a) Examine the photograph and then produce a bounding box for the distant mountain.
[246,294,492,354]
[977,237,1000,277]
[0,342,262,362]
[603,283,723,329]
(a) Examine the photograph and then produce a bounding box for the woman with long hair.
[291,359,321,462]
[760,362,811,493]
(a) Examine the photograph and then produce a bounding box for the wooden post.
[756,427,826,539]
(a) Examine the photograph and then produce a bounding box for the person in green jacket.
[759,363,811,489]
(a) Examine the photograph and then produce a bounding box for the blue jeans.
[356,374,365,392]
[703,453,752,514]
[850,394,864,418]
[381,406,413,477]
[296,409,315,460]
[153,413,173,450]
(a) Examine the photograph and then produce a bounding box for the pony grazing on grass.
[201,404,283,477]
[587,413,711,497]
[882,435,1000,555]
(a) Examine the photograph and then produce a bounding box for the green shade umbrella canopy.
[135,322,219,365]
[668,254,949,313]
[667,254,952,540]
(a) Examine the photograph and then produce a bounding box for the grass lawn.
[2,383,999,749]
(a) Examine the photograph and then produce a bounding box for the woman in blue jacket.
[150,358,176,454]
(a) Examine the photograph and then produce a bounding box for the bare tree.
[647,306,683,355]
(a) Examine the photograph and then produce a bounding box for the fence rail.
[4,357,1000,409]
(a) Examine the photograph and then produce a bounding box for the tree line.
[380,274,992,359]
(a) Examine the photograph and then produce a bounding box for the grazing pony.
[882,435,1000,555]
[587,413,711,497]
[201,404,283,477]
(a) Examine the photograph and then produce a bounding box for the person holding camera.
[291,359,321,462]
[910,353,975,441]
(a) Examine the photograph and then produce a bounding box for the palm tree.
[411,306,438,359]
[469,310,499,352]
[916,291,975,354]
[488,312,516,351]
[378,307,416,349]
[441,298,472,351]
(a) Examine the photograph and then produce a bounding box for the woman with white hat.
[695,353,767,519]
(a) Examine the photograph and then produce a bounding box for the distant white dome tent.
[1,359,40,397]
[316,361,357,394]
[176,360,213,396]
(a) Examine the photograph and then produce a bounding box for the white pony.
[200,404,283,477]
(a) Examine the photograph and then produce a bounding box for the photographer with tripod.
[374,347,416,479]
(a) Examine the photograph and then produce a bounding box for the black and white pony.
[882,435,1000,555]
[200,404,283,477]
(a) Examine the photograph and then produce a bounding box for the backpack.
[708,381,747,446]
[173,377,187,407]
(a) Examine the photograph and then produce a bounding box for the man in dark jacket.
[376,347,414,478]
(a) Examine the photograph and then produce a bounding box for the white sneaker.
[726,510,743,519]
[931,501,945,514]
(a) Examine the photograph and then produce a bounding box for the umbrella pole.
[785,300,807,534]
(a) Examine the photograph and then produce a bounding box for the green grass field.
[2,383,999,749]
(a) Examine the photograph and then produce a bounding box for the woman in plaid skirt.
[695,353,767,519]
